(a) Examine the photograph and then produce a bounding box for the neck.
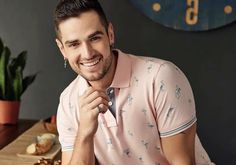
[89,50,117,90]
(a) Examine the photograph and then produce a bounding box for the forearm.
[162,124,196,165]
[69,135,95,165]
[65,88,108,165]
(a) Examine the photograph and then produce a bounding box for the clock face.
[129,0,236,31]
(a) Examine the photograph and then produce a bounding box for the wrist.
[77,128,95,142]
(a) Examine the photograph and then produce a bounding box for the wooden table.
[0,119,37,150]
[0,119,61,165]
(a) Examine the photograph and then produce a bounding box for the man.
[54,0,214,164]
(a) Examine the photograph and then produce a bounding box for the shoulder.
[59,75,80,101]
[126,53,167,66]
[125,52,179,79]
[117,49,189,87]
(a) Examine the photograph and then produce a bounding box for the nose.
[82,42,95,59]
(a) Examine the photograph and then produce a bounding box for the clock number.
[185,0,199,25]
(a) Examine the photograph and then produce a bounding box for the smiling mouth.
[80,57,101,67]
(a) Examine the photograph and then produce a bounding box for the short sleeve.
[57,94,78,151]
[154,62,197,137]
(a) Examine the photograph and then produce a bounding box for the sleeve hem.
[61,145,74,152]
[160,116,197,137]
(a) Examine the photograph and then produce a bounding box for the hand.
[77,87,109,138]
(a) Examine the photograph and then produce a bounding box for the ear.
[108,23,115,45]
[55,38,67,59]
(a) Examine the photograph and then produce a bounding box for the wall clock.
[129,0,236,31]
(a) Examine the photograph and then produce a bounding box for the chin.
[80,73,105,82]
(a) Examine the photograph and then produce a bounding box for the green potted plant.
[0,38,37,124]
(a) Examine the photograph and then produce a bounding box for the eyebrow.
[88,31,104,39]
[64,31,104,46]
[64,39,79,45]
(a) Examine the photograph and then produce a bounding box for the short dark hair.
[54,0,109,38]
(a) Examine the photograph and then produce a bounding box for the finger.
[84,90,109,105]
[83,87,96,98]
[97,104,108,114]
[79,88,104,106]
[87,95,109,110]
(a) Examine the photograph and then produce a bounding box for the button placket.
[106,87,116,117]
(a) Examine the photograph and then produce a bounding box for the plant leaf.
[21,74,37,96]
[0,47,11,99]
[9,51,27,74]
[12,67,23,100]
[0,38,3,56]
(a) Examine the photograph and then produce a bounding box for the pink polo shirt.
[57,50,214,164]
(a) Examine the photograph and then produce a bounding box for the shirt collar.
[77,76,90,96]
[110,49,131,88]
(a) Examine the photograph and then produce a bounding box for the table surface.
[0,119,37,150]
[0,119,61,165]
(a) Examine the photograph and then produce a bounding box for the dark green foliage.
[0,38,37,101]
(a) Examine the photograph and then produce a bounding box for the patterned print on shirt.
[106,138,112,145]
[141,109,147,116]
[69,102,75,111]
[145,58,154,73]
[106,138,114,149]
[141,108,156,129]
[146,122,155,128]
[138,156,144,163]
[141,140,149,149]
[188,99,192,103]
[147,64,153,73]
[160,80,165,91]
[119,109,126,117]
[127,94,133,106]
[155,146,161,151]
[123,148,131,157]
[67,127,73,131]
[175,85,181,99]
[167,107,175,118]
[128,130,134,136]
[133,76,139,86]
[145,58,155,63]
[98,120,114,149]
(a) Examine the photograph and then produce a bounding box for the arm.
[62,151,72,165]
[61,87,109,165]
[62,135,95,165]
[161,123,196,165]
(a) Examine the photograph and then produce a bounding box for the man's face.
[56,10,114,82]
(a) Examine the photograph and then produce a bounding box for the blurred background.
[0,0,235,164]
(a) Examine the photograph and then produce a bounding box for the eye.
[90,36,101,42]
[68,42,79,48]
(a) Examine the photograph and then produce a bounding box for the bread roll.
[26,133,56,155]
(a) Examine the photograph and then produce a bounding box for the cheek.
[70,56,79,64]
[66,55,79,69]
[66,50,80,61]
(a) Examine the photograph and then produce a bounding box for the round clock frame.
[129,0,236,31]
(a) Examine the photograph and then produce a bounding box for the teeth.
[82,59,100,67]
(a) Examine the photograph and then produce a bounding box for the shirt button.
[108,101,113,106]
[110,89,114,94]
